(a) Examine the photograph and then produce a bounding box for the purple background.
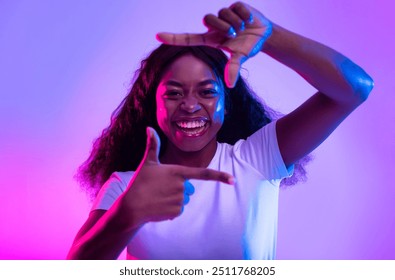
[0,0,393,259]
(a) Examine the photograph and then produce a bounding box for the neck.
[160,141,217,168]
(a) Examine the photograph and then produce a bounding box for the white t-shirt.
[92,121,293,260]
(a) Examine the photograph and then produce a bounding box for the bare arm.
[67,206,140,259]
[263,24,374,166]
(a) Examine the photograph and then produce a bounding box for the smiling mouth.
[175,120,208,136]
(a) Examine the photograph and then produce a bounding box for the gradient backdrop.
[1,0,394,259]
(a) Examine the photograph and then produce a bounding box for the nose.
[180,95,201,113]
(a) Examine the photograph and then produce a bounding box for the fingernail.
[240,21,245,31]
[248,14,254,24]
[228,176,236,185]
[227,26,237,38]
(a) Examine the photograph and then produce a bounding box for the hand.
[156,2,272,88]
[121,127,234,226]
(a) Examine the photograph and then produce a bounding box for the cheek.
[156,98,176,132]
[156,105,166,121]
[210,99,225,124]
[212,96,225,123]
[156,98,168,126]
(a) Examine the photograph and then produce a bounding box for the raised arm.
[263,23,373,166]
[156,2,374,166]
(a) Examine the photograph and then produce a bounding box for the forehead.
[160,54,220,85]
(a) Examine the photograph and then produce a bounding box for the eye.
[164,91,183,99]
[200,89,218,97]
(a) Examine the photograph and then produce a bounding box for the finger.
[218,8,245,31]
[184,180,195,195]
[230,2,254,24]
[179,166,235,185]
[203,14,236,38]
[224,53,245,88]
[156,32,209,46]
[143,127,161,163]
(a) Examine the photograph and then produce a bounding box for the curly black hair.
[76,44,311,199]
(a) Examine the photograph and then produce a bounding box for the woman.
[67,2,373,259]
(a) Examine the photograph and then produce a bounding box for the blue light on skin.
[214,79,224,116]
[240,21,245,31]
[227,26,237,38]
[340,59,374,101]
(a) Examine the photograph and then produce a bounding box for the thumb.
[224,53,245,88]
[143,127,161,164]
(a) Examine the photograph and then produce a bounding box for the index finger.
[177,166,235,185]
[156,32,208,46]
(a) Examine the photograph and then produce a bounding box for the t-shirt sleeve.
[91,172,131,211]
[238,120,294,181]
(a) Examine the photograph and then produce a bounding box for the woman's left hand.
[156,2,272,88]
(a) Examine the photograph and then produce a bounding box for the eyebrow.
[164,79,219,87]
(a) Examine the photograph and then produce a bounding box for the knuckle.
[200,169,211,180]
[232,2,249,17]
[234,2,244,9]
[169,167,182,178]
[220,173,228,182]
[177,179,186,187]
[203,13,215,25]
[174,205,183,216]
[176,193,184,202]
[168,165,177,174]
[175,184,184,193]
[203,14,210,25]
[167,205,182,219]
[218,8,230,18]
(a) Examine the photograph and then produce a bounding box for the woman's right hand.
[119,127,234,227]
[156,2,273,88]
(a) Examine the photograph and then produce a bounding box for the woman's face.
[156,54,225,153]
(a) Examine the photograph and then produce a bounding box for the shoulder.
[229,120,294,181]
[216,122,277,160]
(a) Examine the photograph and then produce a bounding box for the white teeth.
[176,120,206,129]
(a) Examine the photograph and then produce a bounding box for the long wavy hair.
[76,44,311,199]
